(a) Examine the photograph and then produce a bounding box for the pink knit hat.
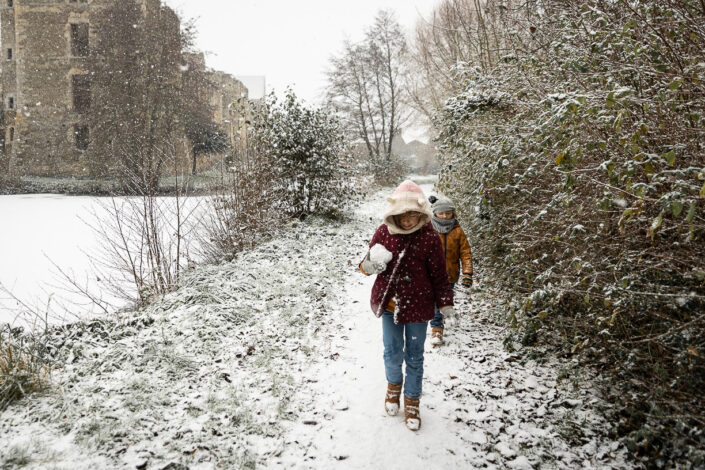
[383,180,433,234]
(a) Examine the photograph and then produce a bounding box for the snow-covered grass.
[0,174,226,196]
[0,208,362,468]
[0,185,632,469]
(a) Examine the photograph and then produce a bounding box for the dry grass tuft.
[0,327,51,411]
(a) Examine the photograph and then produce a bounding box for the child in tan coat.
[428,194,473,345]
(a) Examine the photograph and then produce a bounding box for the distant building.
[391,132,438,174]
[207,69,250,152]
[0,0,249,178]
[183,52,250,171]
[1,0,150,176]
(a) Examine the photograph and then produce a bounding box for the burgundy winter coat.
[362,223,454,324]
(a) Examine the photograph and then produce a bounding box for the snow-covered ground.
[0,184,632,469]
[0,195,206,327]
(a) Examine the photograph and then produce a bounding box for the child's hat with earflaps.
[383,179,433,235]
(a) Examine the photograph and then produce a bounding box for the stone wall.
[207,69,249,153]
[1,0,108,177]
[184,51,250,170]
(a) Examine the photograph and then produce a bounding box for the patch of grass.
[0,439,65,469]
[555,412,589,447]
[556,363,585,390]
[0,442,32,468]
[75,417,112,449]
[0,327,51,411]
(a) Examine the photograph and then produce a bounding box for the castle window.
[9,127,14,142]
[7,1,13,7]
[8,97,14,109]
[6,48,12,60]
[72,74,91,113]
[70,23,89,57]
[74,124,89,150]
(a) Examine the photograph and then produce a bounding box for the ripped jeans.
[381,312,428,399]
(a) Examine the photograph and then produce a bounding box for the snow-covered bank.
[0,185,631,469]
[0,206,366,468]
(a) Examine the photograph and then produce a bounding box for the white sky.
[163,0,440,106]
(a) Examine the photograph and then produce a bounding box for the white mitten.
[362,244,392,274]
[440,305,457,324]
[369,244,393,265]
[361,255,384,274]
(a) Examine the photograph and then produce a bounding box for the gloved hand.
[440,305,457,323]
[362,244,392,275]
[361,254,387,275]
[462,274,473,287]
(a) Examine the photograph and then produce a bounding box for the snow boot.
[430,327,444,346]
[404,396,421,431]
[384,382,402,416]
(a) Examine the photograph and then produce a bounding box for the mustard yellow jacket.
[438,225,473,283]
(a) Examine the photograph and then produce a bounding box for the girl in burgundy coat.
[359,180,455,431]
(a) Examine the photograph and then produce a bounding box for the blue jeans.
[382,312,428,399]
[430,283,455,329]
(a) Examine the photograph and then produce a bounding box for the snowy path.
[0,183,631,469]
[271,186,631,469]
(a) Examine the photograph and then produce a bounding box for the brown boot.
[430,327,443,346]
[384,382,402,416]
[404,396,421,431]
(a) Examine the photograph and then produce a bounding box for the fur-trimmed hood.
[382,180,433,235]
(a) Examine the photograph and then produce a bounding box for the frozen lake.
[0,194,207,328]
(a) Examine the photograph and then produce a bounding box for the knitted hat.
[383,180,433,235]
[431,194,455,214]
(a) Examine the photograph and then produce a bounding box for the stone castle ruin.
[0,0,248,178]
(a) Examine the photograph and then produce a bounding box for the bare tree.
[326,10,410,171]
[199,144,284,263]
[83,147,201,306]
[181,51,229,175]
[407,0,523,124]
[87,0,185,193]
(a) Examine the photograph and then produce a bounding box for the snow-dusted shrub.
[251,90,355,218]
[200,91,356,262]
[367,154,409,186]
[84,181,195,307]
[200,146,286,263]
[433,0,704,464]
[0,175,24,195]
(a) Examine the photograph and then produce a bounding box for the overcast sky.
[163,0,440,106]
